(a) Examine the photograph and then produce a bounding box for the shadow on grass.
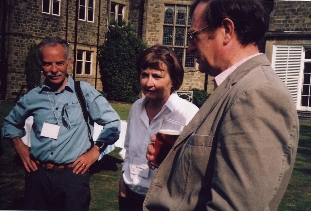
[90,154,123,175]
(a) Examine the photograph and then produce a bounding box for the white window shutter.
[272,45,302,104]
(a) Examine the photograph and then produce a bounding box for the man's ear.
[222,18,235,45]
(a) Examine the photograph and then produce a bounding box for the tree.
[99,21,147,103]
[25,42,41,91]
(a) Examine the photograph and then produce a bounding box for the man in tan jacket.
[145,0,299,210]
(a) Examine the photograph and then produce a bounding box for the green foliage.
[25,42,41,91]
[99,21,147,103]
[191,88,210,108]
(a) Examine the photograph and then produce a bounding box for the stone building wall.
[265,0,311,62]
[1,0,222,100]
[269,1,311,32]
[142,0,210,93]
[2,0,108,100]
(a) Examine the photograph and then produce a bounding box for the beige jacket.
[143,54,299,211]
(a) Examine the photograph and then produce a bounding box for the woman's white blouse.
[122,92,199,195]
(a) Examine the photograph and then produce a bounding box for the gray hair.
[36,36,70,65]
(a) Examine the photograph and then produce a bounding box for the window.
[42,0,61,16]
[272,45,311,110]
[301,47,311,108]
[76,50,93,75]
[79,0,94,22]
[163,5,194,68]
[110,2,125,25]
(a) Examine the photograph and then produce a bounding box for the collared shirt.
[214,53,262,87]
[122,92,199,195]
[2,75,120,164]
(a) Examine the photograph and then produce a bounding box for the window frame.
[271,45,311,110]
[110,2,126,24]
[42,0,61,16]
[79,0,95,22]
[76,50,93,75]
[162,4,195,68]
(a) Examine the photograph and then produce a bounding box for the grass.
[1,100,311,210]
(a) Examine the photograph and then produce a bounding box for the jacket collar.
[175,54,271,147]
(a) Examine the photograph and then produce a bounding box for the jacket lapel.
[174,54,271,148]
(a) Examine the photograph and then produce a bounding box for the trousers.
[24,165,91,210]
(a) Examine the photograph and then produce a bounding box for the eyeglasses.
[187,26,209,43]
[61,103,71,130]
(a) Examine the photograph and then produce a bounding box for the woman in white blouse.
[119,44,199,211]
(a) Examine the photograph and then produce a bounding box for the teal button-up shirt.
[2,75,120,164]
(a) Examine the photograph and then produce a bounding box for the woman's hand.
[146,134,157,170]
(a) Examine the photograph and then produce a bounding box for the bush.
[25,42,41,91]
[99,21,147,103]
[191,88,210,108]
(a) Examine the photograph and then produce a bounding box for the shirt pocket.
[62,100,83,127]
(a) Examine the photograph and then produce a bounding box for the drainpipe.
[0,0,8,100]
[65,0,69,41]
[95,0,102,89]
[204,73,208,92]
[73,0,80,80]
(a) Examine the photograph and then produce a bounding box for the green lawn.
[0,100,311,210]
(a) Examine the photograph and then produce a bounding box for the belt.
[38,162,75,170]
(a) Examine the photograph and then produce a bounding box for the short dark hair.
[136,44,184,92]
[190,0,267,46]
[36,36,70,65]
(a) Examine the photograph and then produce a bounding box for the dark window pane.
[186,27,191,45]
[163,26,173,45]
[185,51,195,67]
[79,7,85,19]
[76,61,82,74]
[118,5,123,24]
[173,48,183,66]
[88,0,94,21]
[79,0,86,19]
[188,12,192,26]
[86,52,92,61]
[43,0,50,13]
[88,8,93,21]
[111,3,116,21]
[302,85,310,95]
[304,63,311,74]
[77,51,83,60]
[89,0,94,7]
[52,0,60,15]
[118,5,123,15]
[175,27,185,46]
[303,73,311,84]
[305,49,311,59]
[85,63,91,74]
[176,6,186,25]
[164,6,174,24]
[301,96,308,106]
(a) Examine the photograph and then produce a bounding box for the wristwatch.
[94,142,108,153]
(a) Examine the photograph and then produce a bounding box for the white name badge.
[130,157,149,178]
[40,122,60,139]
